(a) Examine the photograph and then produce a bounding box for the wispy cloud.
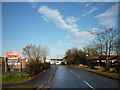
[95,4,118,27]
[65,31,94,44]
[87,7,98,14]
[38,5,95,45]
[41,16,50,22]
[85,3,91,7]
[38,5,78,33]
[82,7,99,16]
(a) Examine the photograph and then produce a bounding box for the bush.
[28,61,50,77]
[109,67,120,73]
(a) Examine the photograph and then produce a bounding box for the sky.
[2,2,118,59]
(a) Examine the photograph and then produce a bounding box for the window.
[8,55,18,57]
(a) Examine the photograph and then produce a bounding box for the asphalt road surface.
[49,65,120,89]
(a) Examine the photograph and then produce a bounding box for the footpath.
[2,65,57,89]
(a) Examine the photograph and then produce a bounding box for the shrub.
[28,61,50,77]
[99,66,106,72]
[109,68,116,73]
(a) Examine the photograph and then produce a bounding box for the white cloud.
[41,16,50,22]
[65,16,79,29]
[82,7,99,16]
[85,3,89,7]
[38,5,78,33]
[38,5,95,45]
[85,3,91,7]
[88,7,98,14]
[83,7,99,16]
[66,31,95,45]
[95,4,118,27]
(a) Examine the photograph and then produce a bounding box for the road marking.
[70,70,81,78]
[83,80,96,90]
[75,74,81,78]
[69,69,95,90]
[70,70,73,73]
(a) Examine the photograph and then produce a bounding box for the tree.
[65,48,88,65]
[42,46,49,63]
[113,37,120,57]
[22,44,49,62]
[89,27,120,69]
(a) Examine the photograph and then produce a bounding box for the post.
[18,58,22,80]
[20,58,22,72]
[5,58,7,73]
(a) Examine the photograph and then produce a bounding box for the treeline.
[64,27,120,72]
[65,48,95,68]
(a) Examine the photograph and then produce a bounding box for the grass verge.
[2,68,51,85]
[2,72,31,84]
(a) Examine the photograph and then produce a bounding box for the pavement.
[49,65,120,89]
[2,65,57,89]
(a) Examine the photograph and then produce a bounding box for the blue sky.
[2,2,118,59]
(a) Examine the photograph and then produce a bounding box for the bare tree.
[42,46,49,63]
[113,37,120,57]
[89,27,120,68]
[23,44,33,60]
[22,44,49,62]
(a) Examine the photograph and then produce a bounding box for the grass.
[2,68,51,85]
[2,72,31,84]
[68,65,120,81]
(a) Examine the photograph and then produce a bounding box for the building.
[5,52,27,71]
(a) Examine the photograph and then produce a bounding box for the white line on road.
[70,70,80,78]
[75,74,81,78]
[70,70,73,73]
[83,80,96,90]
[69,69,96,90]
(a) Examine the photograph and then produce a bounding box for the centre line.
[83,80,96,90]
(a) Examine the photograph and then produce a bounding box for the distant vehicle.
[56,62,61,65]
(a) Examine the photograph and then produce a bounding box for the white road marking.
[69,69,95,90]
[70,70,73,73]
[75,74,81,78]
[70,70,81,78]
[83,80,96,90]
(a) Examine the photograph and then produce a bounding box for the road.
[49,65,119,89]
